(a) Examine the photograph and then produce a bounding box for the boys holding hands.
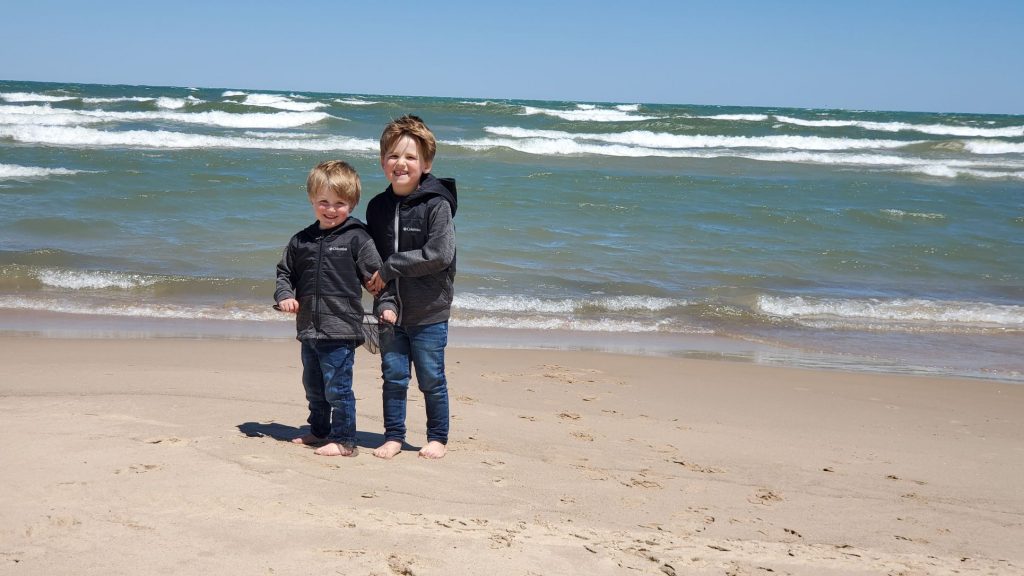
[365,115,457,460]
[275,160,396,457]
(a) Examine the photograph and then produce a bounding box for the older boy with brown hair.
[365,115,457,459]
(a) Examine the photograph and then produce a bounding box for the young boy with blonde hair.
[276,160,396,457]
[365,115,457,459]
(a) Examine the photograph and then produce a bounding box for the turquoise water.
[1,80,1022,381]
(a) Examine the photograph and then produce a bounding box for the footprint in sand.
[387,553,416,575]
[320,549,367,558]
[671,459,725,474]
[627,477,662,488]
[115,464,161,474]
[141,436,188,445]
[749,488,783,505]
[538,364,601,385]
[886,474,928,485]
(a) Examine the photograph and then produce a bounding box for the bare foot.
[291,434,325,446]
[419,441,447,459]
[314,442,358,457]
[373,440,403,459]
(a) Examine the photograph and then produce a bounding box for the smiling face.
[382,135,432,196]
[310,187,353,230]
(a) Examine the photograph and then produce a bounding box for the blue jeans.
[300,340,357,446]
[380,321,450,444]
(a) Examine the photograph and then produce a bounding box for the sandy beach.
[1,336,1021,575]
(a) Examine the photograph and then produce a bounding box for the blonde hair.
[379,115,437,164]
[306,160,361,204]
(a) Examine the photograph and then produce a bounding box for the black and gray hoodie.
[275,217,395,342]
[365,173,457,327]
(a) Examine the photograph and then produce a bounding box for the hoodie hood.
[301,215,367,239]
[390,173,457,217]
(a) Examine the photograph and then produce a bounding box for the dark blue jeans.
[380,321,450,445]
[300,340,357,446]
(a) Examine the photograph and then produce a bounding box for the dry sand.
[0,337,1021,575]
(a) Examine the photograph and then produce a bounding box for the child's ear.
[423,161,433,173]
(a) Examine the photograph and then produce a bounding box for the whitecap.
[757,295,1024,328]
[0,92,77,103]
[155,97,187,109]
[521,105,659,122]
[963,140,1024,154]
[696,114,770,121]
[335,98,380,106]
[0,104,330,129]
[0,163,84,179]
[36,269,157,290]
[483,126,914,151]
[0,124,377,151]
[775,116,1024,138]
[240,93,327,112]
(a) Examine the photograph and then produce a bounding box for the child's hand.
[365,271,386,295]
[380,309,397,324]
[277,298,299,313]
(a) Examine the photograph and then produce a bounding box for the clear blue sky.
[2,0,1022,114]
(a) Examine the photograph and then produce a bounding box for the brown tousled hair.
[379,114,436,164]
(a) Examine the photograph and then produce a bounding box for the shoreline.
[1,336,1021,575]
[1,308,1021,384]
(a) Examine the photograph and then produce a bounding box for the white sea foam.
[484,126,913,151]
[0,295,284,322]
[521,105,659,122]
[0,125,377,151]
[80,96,157,104]
[335,98,379,106]
[455,293,684,314]
[0,104,330,129]
[36,269,157,290]
[155,97,187,109]
[902,165,1024,180]
[454,135,1024,179]
[456,136,671,157]
[239,93,326,112]
[963,140,1024,154]
[757,295,1024,329]
[0,163,84,179]
[453,316,670,333]
[222,90,247,97]
[775,116,1024,138]
[697,114,770,121]
[0,92,77,103]
[0,105,106,126]
[243,130,317,139]
[878,209,945,220]
[615,104,640,112]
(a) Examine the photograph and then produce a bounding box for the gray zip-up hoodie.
[365,174,457,326]
[275,217,395,341]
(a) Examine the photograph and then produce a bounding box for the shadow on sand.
[236,421,419,451]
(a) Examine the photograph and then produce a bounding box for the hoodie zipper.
[313,231,325,336]
[392,200,403,325]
